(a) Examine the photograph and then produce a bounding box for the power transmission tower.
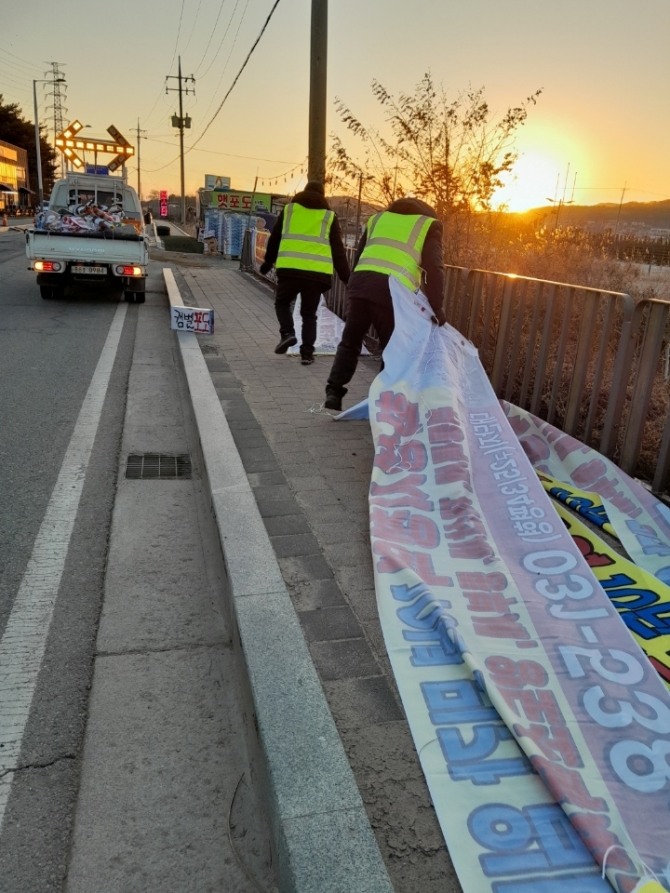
[133,120,148,200]
[165,56,195,224]
[45,62,68,174]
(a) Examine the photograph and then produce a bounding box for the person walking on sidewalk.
[260,181,350,365]
[324,196,446,410]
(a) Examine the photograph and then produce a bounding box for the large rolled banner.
[503,405,670,587]
[345,279,670,892]
[287,295,360,357]
[549,499,670,688]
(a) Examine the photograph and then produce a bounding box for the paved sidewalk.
[168,254,462,893]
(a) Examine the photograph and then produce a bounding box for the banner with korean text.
[502,404,670,587]
[548,498,670,688]
[347,279,670,892]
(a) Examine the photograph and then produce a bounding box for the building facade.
[0,139,31,212]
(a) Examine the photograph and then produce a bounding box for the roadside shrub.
[162,236,204,254]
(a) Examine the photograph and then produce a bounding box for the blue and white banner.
[287,295,368,356]
[338,279,670,893]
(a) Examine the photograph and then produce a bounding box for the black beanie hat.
[305,181,325,195]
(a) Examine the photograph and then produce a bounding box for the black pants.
[275,277,324,355]
[326,297,395,396]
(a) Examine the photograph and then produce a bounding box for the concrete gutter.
[164,269,394,893]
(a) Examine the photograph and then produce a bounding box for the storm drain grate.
[126,453,192,480]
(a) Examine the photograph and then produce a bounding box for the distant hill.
[328,194,670,237]
[515,199,670,234]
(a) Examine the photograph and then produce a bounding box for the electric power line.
[166,0,186,85]
[193,0,242,82]
[192,0,232,79]
[190,0,282,148]
[181,0,204,57]
[146,0,282,176]
[189,0,249,129]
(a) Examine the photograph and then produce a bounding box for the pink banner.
[350,279,670,892]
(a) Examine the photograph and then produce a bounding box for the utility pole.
[614,182,627,237]
[308,0,327,185]
[166,56,195,223]
[134,119,148,200]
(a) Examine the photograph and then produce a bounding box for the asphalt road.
[0,229,136,890]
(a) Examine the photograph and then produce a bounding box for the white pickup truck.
[25,172,149,303]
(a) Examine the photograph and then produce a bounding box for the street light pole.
[33,80,44,210]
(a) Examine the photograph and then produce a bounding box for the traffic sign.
[55,120,135,172]
[106,125,133,171]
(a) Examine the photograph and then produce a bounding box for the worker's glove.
[260,262,271,275]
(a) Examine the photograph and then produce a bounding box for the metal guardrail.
[329,254,670,496]
[443,266,670,496]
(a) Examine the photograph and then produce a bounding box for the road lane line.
[0,302,127,828]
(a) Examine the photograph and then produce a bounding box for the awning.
[0,183,12,191]
[18,186,34,194]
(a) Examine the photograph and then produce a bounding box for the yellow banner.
[548,498,670,687]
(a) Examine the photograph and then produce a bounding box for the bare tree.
[330,73,542,263]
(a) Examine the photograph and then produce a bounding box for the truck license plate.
[72,265,106,275]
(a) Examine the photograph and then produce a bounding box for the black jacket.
[349,197,446,322]
[262,188,350,287]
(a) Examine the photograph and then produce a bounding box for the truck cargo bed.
[26,229,149,266]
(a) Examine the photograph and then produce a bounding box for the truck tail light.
[34,260,63,272]
[114,264,143,277]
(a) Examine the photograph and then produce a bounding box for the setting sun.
[493,151,567,212]
[491,119,595,212]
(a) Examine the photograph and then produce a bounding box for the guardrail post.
[619,300,670,473]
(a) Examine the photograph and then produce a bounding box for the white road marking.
[0,302,127,828]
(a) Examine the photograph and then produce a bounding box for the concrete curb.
[163,269,394,893]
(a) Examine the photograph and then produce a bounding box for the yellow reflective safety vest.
[355,211,433,291]
[275,203,336,275]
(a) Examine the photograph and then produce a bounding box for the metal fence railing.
[443,266,670,497]
[327,256,670,497]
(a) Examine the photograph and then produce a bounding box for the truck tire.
[124,291,146,304]
[40,285,64,300]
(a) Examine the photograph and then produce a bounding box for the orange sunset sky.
[2,0,669,211]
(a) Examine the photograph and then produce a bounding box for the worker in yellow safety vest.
[324,196,446,411]
[260,181,350,365]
